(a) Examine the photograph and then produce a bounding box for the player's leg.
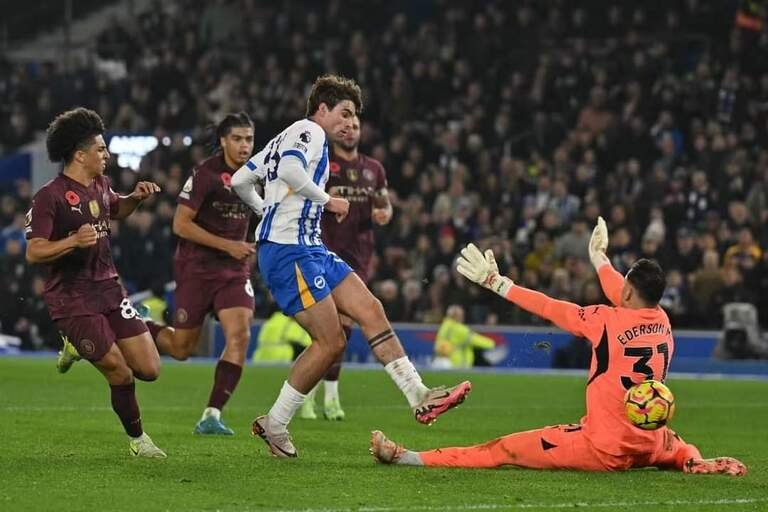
[108,305,161,382]
[649,429,747,476]
[56,314,165,457]
[252,243,347,457]
[91,344,165,458]
[331,272,471,425]
[371,425,611,471]
[195,297,253,435]
[322,313,351,420]
[253,295,345,457]
[150,275,209,360]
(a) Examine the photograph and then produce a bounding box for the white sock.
[202,407,221,421]
[268,381,307,430]
[324,380,339,404]
[306,383,319,403]
[398,450,424,466]
[384,356,429,407]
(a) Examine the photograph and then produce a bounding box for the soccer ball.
[624,380,675,430]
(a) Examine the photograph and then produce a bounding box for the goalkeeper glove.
[456,243,514,297]
[588,216,610,269]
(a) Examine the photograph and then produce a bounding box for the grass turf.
[0,358,766,511]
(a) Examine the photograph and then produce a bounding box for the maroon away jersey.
[176,154,252,279]
[321,153,387,276]
[26,174,123,319]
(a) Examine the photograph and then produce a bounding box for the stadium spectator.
[2,0,768,346]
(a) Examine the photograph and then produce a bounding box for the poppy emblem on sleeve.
[330,162,341,174]
[221,173,232,189]
[65,191,80,206]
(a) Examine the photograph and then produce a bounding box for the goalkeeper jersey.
[503,265,674,456]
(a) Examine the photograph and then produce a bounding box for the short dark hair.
[46,108,105,164]
[626,258,666,306]
[216,111,254,139]
[306,74,363,117]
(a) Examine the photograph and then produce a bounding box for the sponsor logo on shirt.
[299,131,312,144]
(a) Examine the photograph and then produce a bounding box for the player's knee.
[108,364,134,385]
[329,331,347,356]
[315,330,346,356]
[226,328,250,351]
[134,365,160,382]
[171,348,192,361]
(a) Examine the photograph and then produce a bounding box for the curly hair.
[46,108,105,164]
[306,74,363,117]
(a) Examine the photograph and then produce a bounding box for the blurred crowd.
[2,0,768,351]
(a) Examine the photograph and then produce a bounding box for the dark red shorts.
[55,298,148,361]
[174,275,255,329]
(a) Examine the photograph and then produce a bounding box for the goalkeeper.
[370,218,747,476]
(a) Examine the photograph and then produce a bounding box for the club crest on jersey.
[89,200,100,218]
[363,168,375,182]
[221,172,232,191]
[330,162,341,174]
[347,168,359,182]
[299,131,312,144]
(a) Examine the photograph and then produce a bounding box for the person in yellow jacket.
[252,311,311,363]
[433,305,495,369]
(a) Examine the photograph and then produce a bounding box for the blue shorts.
[258,241,353,316]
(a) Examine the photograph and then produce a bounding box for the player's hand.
[73,223,98,248]
[588,216,610,269]
[130,181,161,201]
[372,207,392,226]
[326,197,350,222]
[225,241,256,261]
[456,243,514,297]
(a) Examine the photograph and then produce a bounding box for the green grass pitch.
[1,358,766,511]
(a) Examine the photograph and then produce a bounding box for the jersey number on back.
[620,342,670,390]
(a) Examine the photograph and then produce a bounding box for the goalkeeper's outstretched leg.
[370,427,747,475]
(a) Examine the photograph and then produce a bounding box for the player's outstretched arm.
[112,181,161,220]
[456,244,603,342]
[588,216,623,306]
[231,165,265,215]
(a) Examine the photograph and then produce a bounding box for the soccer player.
[232,74,471,458]
[25,108,166,457]
[370,218,747,476]
[310,114,393,420]
[150,112,257,435]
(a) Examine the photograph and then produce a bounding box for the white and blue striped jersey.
[240,118,329,245]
